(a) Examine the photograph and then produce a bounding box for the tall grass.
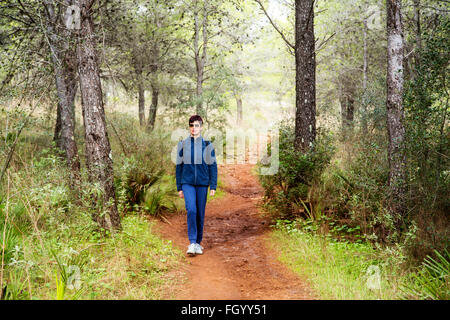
[0,109,186,300]
[400,249,450,300]
[269,219,449,300]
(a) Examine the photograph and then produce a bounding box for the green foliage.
[80,214,183,299]
[54,269,65,300]
[402,15,449,259]
[404,15,449,208]
[109,113,177,216]
[401,249,450,300]
[355,73,388,133]
[272,219,450,300]
[258,118,335,221]
[318,133,393,243]
[114,155,164,215]
[142,175,180,216]
[1,268,29,300]
[50,247,88,300]
[271,219,407,299]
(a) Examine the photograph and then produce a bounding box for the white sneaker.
[195,243,203,255]
[186,243,196,256]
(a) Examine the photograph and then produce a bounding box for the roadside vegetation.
[257,20,449,299]
[0,111,186,300]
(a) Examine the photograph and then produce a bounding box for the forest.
[0,0,448,300]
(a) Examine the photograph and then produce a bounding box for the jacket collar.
[188,134,203,143]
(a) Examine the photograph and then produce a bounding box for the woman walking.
[176,115,218,256]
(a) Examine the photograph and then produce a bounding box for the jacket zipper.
[194,139,197,185]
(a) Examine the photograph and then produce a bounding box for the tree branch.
[253,0,295,49]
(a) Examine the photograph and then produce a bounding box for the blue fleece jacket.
[175,135,218,192]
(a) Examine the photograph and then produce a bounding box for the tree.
[294,0,316,152]
[76,0,121,231]
[193,0,209,117]
[177,0,242,121]
[43,0,81,192]
[386,0,406,227]
[102,0,183,131]
[254,0,318,152]
[0,0,82,191]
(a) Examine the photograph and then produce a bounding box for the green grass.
[0,133,186,300]
[2,213,184,300]
[268,220,414,300]
[74,214,184,300]
[209,176,226,201]
[0,108,230,300]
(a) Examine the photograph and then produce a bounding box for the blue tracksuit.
[175,135,218,244]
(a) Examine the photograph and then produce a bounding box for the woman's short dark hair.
[189,115,203,125]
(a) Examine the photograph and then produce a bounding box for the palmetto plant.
[1,269,29,300]
[0,225,18,267]
[143,175,178,217]
[50,248,88,300]
[126,168,163,205]
[401,249,449,300]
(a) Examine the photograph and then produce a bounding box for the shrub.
[114,155,164,216]
[402,16,450,261]
[318,133,392,243]
[401,249,450,300]
[257,118,335,221]
[142,175,180,216]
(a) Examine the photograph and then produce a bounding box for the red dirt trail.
[154,163,315,300]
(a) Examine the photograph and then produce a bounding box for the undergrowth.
[0,111,186,300]
[270,219,449,300]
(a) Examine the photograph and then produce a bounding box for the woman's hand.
[178,190,184,198]
[209,189,215,196]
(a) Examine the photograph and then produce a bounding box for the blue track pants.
[181,184,208,245]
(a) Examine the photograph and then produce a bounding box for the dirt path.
[154,163,315,300]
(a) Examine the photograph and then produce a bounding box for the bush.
[318,132,393,243]
[114,155,164,216]
[109,113,176,216]
[401,249,450,300]
[402,16,450,261]
[0,224,19,267]
[142,175,181,216]
[258,118,335,221]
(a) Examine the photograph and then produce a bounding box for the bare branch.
[253,0,295,49]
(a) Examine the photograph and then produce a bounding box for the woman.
[175,115,218,256]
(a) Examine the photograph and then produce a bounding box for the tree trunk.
[386,0,407,227]
[193,0,208,118]
[294,0,316,152]
[147,84,159,132]
[340,80,355,132]
[76,0,121,231]
[362,16,369,135]
[414,0,422,51]
[146,40,159,132]
[45,0,81,191]
[54,101,62,146]
[137,72,146,127]
[236,94,243,125]
[53,52,80,191]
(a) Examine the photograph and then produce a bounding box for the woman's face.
[189,120,202,136]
